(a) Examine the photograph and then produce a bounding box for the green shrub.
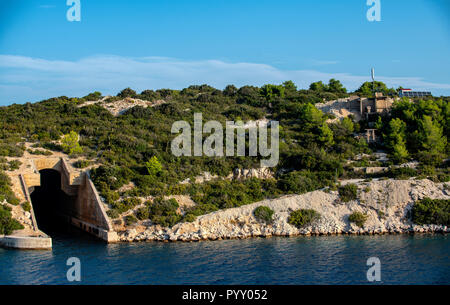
[436,174,450,183]
[149,198,182,227]
[411,197,449,226]
[253,206,274,224]
[183,213,197,223]
[145,156,162,176]
[106,209,120,219]
[7,160,21,171]
[124,215,138,225]
[103,190,120,205]
[27,149,52,156]
[110,197,140,214]
[288,209,321,228]
[189,178,274,210]
[348,212,368,227]
[5,196,19,206]
[0,142,25,157]
[83,91,102,101]
[91,165,131,191]
[184,203,219,217]
[61,131,83,155]
[21,201,31,212]
[0,204,24,235]
[278,170,333,195]
[135,207,149,220]
[151,215,182,227]
[389,167,417,180]
[0,170,20,205]
[73,160,92,169]
[338,184,358,202]
[117,88,137,98]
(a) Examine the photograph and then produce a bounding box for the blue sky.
[0,0,449,105]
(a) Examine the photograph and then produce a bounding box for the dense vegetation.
[0,170,19,206]
[412,197,449,226]
[0,80,448,229]
[377,98,449,165]
[0,204,24,235]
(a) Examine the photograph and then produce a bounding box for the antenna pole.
[371,68,375,96]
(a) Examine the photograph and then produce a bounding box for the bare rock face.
[315,96,363,122]
[179,168,274,185]
[78,96,166,116]
[117,179,450,242]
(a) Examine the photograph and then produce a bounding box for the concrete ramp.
[66,172,118,242]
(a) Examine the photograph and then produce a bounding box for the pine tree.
[61,131,83,155]
[386,118,409,163]
[419,115,447,154]
[146,156,162,177]
[318,123,334,147]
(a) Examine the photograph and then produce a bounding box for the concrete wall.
[375,98,393,113]
[68,173,117,242]
[60,158,83,195]
[19,174,40,233]
[0,236,52,250]
[348,97,361,110]
[360,98,376,114]
[22,173,41,189]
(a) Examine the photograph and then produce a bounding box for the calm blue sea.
[0,232,449,285]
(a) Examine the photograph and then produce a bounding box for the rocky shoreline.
[116,179,450,242]
[119,223,449,243]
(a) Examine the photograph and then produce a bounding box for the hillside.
[0,80,449,239]
[118,179,450,242]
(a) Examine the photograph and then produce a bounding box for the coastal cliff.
[117,178,450,242]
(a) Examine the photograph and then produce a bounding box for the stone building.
[359,92,394,120]
[316,93,395,123]
[316,93,396,145]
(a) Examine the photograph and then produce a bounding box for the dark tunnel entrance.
[30,169,78,236]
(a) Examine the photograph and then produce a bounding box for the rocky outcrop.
[78,96,165,116]
[117,179,450,242]
[180,168,274,185]
[315,96,363,122]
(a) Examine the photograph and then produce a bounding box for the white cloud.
[0,54,449,104]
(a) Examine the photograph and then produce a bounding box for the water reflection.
[0,234,448,285]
